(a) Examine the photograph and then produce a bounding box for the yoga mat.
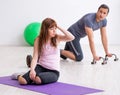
[0,76,103,95]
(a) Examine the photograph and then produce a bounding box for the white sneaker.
[11,72,25,80]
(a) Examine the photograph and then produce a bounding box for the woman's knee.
[18,76,27,85]
[34,76,42,84]
[40,72,59,84]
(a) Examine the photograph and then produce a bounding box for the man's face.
[96,8,108,21]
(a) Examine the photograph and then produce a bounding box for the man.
[60,4,112,61]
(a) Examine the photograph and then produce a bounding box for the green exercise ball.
[24,22,41,46]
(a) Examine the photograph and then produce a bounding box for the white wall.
[0,0,120,46]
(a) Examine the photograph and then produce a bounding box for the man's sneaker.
[60,49,67,60]
[26,55,32,68]
[60,55,67,60]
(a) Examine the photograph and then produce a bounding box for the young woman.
[12,18,74,85]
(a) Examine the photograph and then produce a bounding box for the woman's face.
[48,26,57,38]
[96,8,108,21]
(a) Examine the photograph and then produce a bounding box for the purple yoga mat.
[0,76,103,95]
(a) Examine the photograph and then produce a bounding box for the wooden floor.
[0,45,120,95]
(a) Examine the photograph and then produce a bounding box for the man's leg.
[61,49,76,60]
[61,38,83,61]
[60,42,70,60]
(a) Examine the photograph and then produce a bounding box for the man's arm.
[85,26,100,60]
[100,27,112,56]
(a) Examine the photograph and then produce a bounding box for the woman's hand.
[30,70,36,81]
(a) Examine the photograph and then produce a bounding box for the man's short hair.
[98,4,109,13]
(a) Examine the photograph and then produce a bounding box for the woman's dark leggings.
[22,64,60,84]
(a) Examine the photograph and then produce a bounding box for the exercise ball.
[24,22,41,46]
